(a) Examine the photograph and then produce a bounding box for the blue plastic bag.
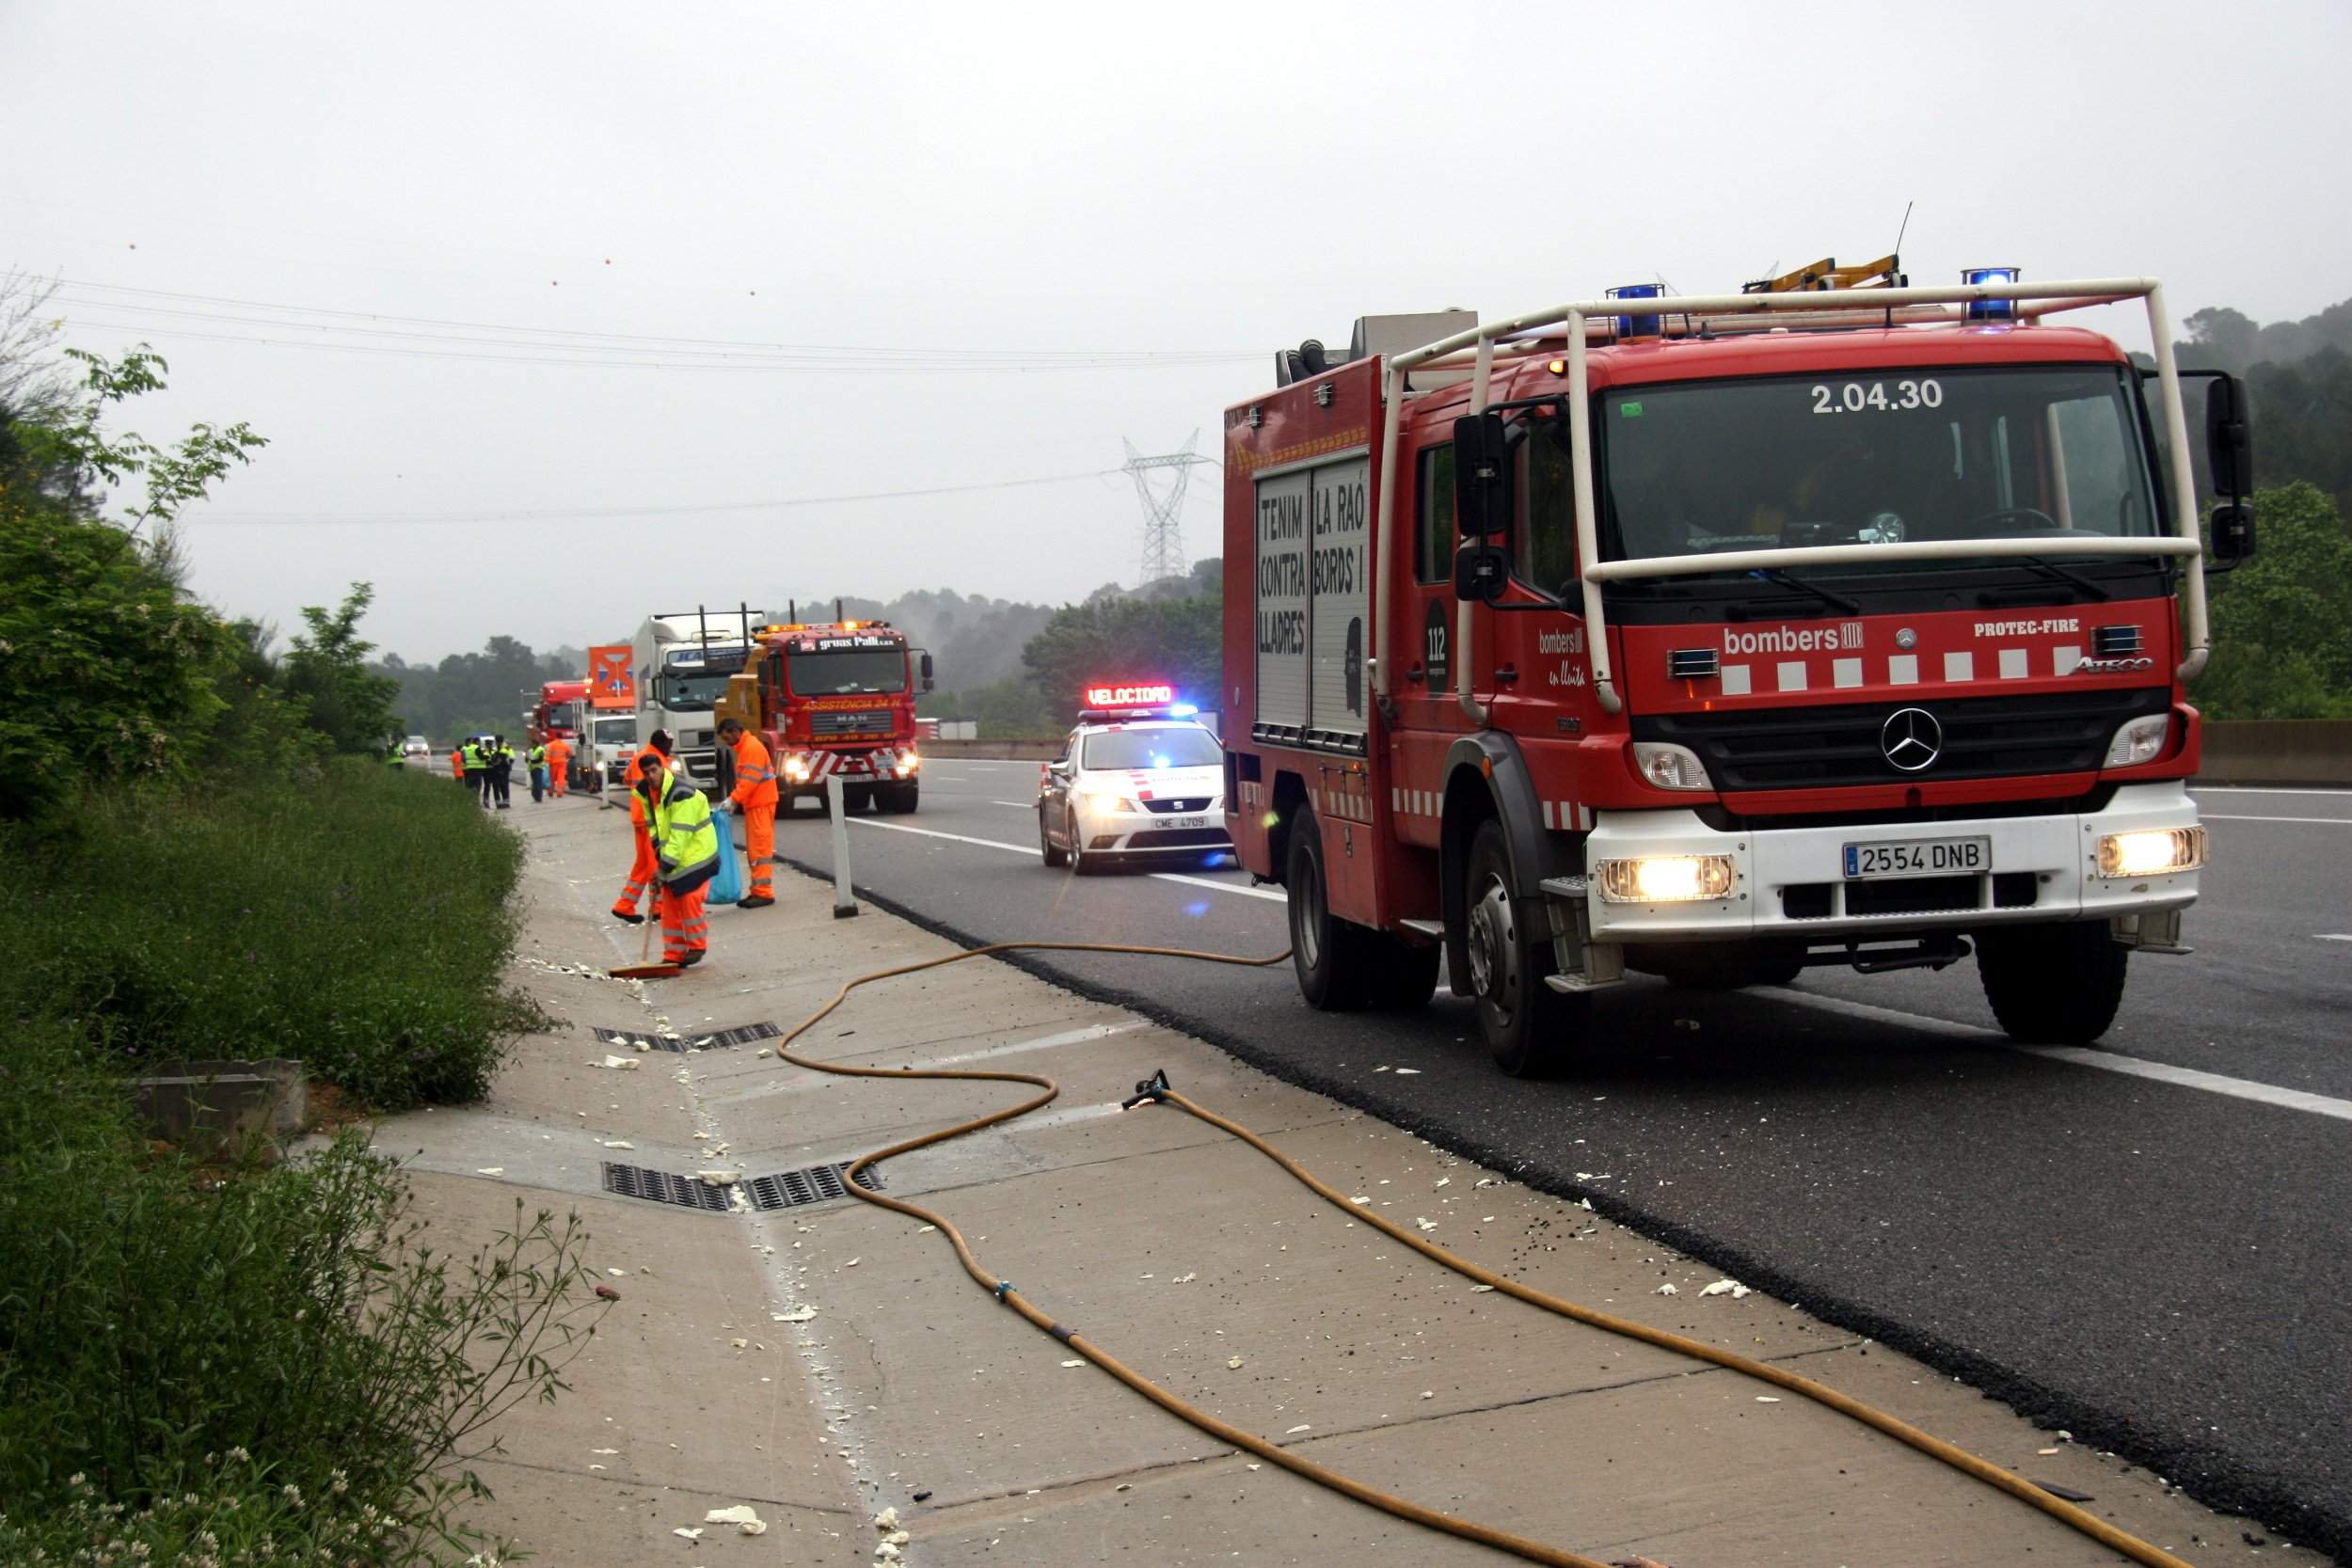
[707,807,743,906]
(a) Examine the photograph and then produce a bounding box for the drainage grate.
[743,1162,883,1212]
[601,1162,737,1212]
[594,1021,781,1053]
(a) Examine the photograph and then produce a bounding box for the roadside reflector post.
[826,773,858,919]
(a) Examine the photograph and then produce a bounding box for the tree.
[2196,482,2352,720]
[1021,595,1221,724]
[280,584,404,753]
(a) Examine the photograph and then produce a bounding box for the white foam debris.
[1654,1283,1678,1295]
[773,1306,817,1323]
[1699,1278,1752,1298]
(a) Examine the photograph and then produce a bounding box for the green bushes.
[1,758,537,1109]
[0,759,589,1563]
[0,1029,599,1565]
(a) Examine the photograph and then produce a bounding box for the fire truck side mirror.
[1454,542,1509,602]
[1452,412,1513,537]
[918,650,935,692]
[2208,502,2256,568]
[2203,374,2253,501]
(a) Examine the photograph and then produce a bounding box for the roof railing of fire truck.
[1368,277,2206,720]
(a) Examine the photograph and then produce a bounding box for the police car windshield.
[1081,727,1221,770]
[788,649,906,695]
[1589,366,2161,580]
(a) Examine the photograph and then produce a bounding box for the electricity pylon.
[1122,432,1212,587]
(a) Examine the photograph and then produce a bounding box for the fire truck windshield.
[1583,366,2161,584]
[787,648,906,696]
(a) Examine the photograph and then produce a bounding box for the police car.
[1037,685,1230,874]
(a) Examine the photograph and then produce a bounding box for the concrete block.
[130,1057,307,1147]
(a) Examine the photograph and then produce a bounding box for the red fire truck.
[1219,263,2256,1075]
[737,619,933,814]
[523,678,591,786]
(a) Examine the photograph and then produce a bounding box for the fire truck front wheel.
[1465,820,1588,1077]
[1975,921,2129,1045]
[1285,805,1378,1009]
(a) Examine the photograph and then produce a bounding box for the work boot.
[612,910,644,926]
[677,948,706,968]
[738,894,774,910]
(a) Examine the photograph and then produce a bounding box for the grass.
[1,758,538,1108]
[0,759,598,1564]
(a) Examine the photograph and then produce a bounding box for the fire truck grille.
[1633,687,2169,793]
[812,710,893,736]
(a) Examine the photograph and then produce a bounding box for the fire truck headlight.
[1596,854,1736,903]
[783,755,812,782]
[2102,715,2171,769]
[895,752,919,777]
[2097,827,2204,879]
[1630,742,1713,792]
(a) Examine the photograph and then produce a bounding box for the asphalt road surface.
[762,764,2352,1560]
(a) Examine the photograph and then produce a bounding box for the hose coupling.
[1120,1069,1172,1111]
[993,1280,1015,1303]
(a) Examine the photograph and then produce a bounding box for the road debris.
[1393,1067,1422,1075]
[1227,1355,1244,1370]
[597,1054,641,1070]
[601,1140,634,1149]
[705,1505,767,1535]
[773,1305,818,1323]
[1699,1278,1753,1299]
[1654,1283,1678,1295]
[594,1284,621,1301]
[474,1167,504,1176]
[1755,1396,1781,1403]
[671,1527,703,1541]
[1060,1358,1087,1368]
[873,1507,900,1531]
[1414,1217,1438,1232]
[697,1170,742,1187]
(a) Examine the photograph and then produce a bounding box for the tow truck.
[1036,684,1232,873]
[1218,261,2256,1074]
[713,611,932,815]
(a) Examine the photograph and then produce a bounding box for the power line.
[56,316,1257,373]
[56,279,1257,361]
[185,467,1126,525]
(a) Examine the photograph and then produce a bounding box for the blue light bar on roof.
[1963,266,2020,322]
[1607,282,1662,339]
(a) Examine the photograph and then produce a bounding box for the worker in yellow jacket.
[637,734,720,966]
[717,718,777,909]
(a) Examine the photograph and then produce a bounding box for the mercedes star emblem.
[1895,627,1918,650]
[1881,706,1942,772]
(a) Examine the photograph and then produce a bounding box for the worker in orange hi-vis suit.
[544,733,573,798]
[610,739,668,925]
[717,718,778,909]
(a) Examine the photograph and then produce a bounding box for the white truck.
[629,607,769,791]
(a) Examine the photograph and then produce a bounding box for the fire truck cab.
[730,618,932,815]
[1220,265,2257,1075]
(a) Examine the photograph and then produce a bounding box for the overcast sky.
[6,1,2346,663]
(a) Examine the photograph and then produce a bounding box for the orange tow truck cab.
[1219,261,2258,1075]
[736,618,934,815]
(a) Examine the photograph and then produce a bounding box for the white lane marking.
[845,817,1285,904]
[847,817,1033,855]
[2192,786,2351,797]
[990,800,1034,809]
[2316,934,2352,943]
[1152,870,1287,904]
[1757,988,2352,1123]
[926,1018,1152,1067]
[2201,814,2352,826]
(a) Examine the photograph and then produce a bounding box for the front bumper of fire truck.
[1580,782,2201,943]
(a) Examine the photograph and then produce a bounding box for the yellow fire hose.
[769,938,2198,1568]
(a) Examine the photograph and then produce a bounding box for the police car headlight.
[2102,715,2171,769]
[2096,826,2204,878]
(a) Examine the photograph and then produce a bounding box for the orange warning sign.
[588,644,635,710]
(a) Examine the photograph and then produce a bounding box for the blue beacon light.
[1963,266,2020,323]
[1607,282,1662,339]
[1167,702,1199,717]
